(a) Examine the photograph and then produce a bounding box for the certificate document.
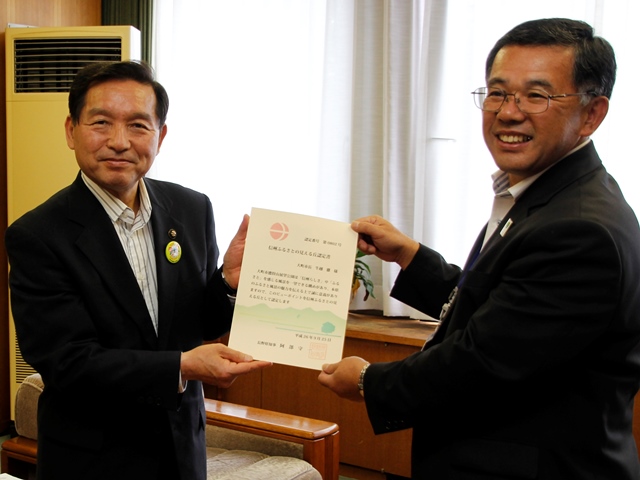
[228,208,358,370]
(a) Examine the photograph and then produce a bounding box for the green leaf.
[352,250,375,300]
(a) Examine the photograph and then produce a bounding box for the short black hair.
[485,18,616,99]
[68,61,169,126]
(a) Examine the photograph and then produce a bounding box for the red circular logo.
[270,222,289,240]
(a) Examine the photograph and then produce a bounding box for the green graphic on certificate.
[228,208,358,370]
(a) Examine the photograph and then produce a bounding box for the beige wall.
[0,0,102,433]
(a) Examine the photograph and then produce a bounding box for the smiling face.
[65,79,167,210]
[483,45,605,186]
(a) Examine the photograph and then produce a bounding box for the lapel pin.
[168,229,177,239]
[500,218,514,237]
[165,241,182,264]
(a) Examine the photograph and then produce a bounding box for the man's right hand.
[351,215,419,270]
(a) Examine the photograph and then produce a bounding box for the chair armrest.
[204,398,340,480]
[1,436,38,478]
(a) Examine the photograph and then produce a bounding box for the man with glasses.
[319,18,640,479]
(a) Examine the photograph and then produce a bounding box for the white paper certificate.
[228,208,358,370]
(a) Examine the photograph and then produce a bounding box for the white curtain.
[151,0,639,318]
[151,0,327,250]
[316,1,448,317]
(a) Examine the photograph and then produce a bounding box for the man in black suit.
[319,18,640,479]
[5,61,271,480]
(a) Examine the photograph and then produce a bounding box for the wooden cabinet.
[208,313,436,477]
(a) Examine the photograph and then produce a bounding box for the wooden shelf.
[346,312,437,347]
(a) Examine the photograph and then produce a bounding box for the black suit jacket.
[363,142,640,479]
[5,174,233,480]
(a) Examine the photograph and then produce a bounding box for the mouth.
[498,134,532,144]
[101,157,132,164]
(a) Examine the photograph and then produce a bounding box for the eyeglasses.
[471,87,596,114]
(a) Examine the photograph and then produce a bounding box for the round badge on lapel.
[165,241,182,264]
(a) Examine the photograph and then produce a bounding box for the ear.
[579,96,609,137]
[64,116,75,150]
[156,124,168,152]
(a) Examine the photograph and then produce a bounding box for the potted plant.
[352,250,375,301]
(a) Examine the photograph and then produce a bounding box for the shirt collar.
[81,172,152,226]
[490,139,592,200]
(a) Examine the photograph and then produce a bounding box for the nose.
[107,124,131,151]
[497,93,524,117]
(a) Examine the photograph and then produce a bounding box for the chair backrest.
[14,373,43,441]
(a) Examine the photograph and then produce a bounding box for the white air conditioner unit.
[5,25,141,417]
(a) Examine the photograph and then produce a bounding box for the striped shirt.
[81,172,159,334]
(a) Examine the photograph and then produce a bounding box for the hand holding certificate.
[228,208,358,370]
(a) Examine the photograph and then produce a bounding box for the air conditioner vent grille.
[14,334,37,384]
[14,37,123,93]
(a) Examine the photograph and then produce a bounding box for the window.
[153,0,638,315]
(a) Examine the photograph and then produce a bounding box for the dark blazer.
[5,174,233,480]
[363,142,640,479]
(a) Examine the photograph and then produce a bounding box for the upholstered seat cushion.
[206,448,321,480]
[205,424,322,479]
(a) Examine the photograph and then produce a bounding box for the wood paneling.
[0,0,102,434]
[58,0,101,26]
[2,0,100,28]
[7,0,56,27]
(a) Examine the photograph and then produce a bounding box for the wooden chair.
[205,398,340,479]
[1,374,340,479]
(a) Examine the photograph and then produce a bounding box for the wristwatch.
[358,363,370,397]
[221,268,238,297]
